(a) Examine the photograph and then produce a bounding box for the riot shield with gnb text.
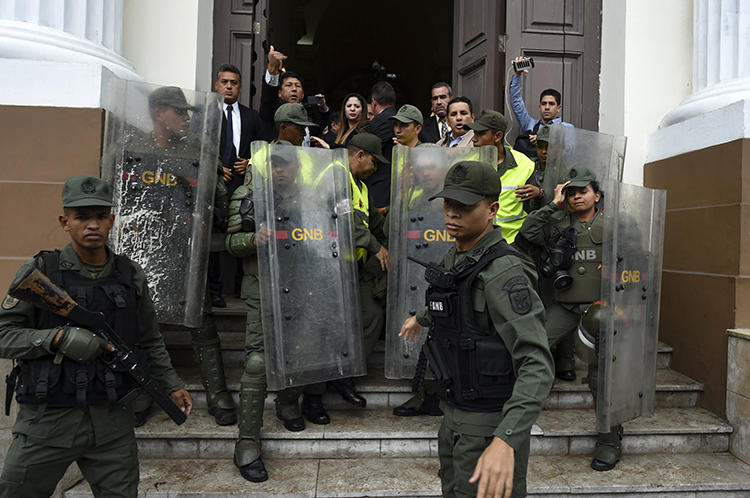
[101,81,221,327]
[251,142,364,390]
[384,144,498,379]
[597,180,666,432]
[543,125,627,203]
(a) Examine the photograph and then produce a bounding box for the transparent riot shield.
[101,81,222,327]
[543,125,627,202]
[384,145,498,379]
[597,180,666,432]
[252,141,364,390]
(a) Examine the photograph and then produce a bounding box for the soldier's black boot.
[235,382,268,482]
[301,394,330,425]
[591,424,623,471]
[275,388,305,431]
[330,378,366,408]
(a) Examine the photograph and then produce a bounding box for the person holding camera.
[517,167,623,472]
[261,45,329,145]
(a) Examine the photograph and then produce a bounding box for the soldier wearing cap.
[127,86,235,428]
[389,104,423,147]
[0,176,192,497]
[399,160,552,497]
[324,133,391,406]
[222,105,335,482]
[469,109,541,244]
[518,167,623,472]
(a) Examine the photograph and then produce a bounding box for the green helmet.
[577,301,603,351]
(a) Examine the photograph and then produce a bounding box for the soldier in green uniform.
[224,103,332,482]
[334,133,390,406]
[126,86,236,427]
[400,161,553,498]
[0,175,193,497]
[517,167,623,471]
[520,124,577,382]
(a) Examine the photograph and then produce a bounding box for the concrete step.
[163,330,674,370]
[177,365,703,411]
[134,407,730,460]
[63,453,750,497]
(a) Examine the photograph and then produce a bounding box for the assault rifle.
[9,267,187,425]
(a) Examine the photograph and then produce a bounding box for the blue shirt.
[509,75,574,133]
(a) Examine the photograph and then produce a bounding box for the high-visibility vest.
[495,146,535,243]
[349,171,370,262]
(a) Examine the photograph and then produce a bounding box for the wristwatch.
[538,188,544,198]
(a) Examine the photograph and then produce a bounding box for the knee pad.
[243,352,266,378]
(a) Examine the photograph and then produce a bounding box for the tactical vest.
[553,211,603,304]
[14,251,142,417]
[495,147,536,244]
[424,241,518,412]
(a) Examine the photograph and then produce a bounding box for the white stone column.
[649,0,750,162]
[0,0,140,107]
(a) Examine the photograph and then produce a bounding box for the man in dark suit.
[365,81,397,211]
[418,82,452,144]
[259,45,329,145]
[212,64,263,307]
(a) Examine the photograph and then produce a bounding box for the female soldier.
[517,166,622,472]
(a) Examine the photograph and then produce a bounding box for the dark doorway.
[266,0,454,117]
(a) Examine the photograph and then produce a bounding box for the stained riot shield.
[252,142,364,390]
[101,81,221,327]
[597,180,666,432]
[543,125,627,202]
[384,144,498,379]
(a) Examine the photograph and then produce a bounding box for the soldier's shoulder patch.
[2,295,19,310]
[503,275,531,315]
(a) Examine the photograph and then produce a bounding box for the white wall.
[599,0,693,185]
[122,0,213,91]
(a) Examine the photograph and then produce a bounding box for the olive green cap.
[388,104,424,125]
[536,125,551,143]
[465,109,508,134]
[62,176,113,208]
[564,166,597,188]
[429,160,500,205]
[274,103,316,127]
[349,132,390,164]
[148,86,196,111]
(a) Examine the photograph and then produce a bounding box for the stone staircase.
[64,299,750,497]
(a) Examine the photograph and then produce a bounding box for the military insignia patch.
[451,164,467,184]
[1,295,19,310]
[569,168,578,179]
[503,275,532,315]
[81,179,96,194]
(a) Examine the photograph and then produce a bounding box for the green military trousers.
[544,302,584,374]
[437,402,529,498]
[0,419,138,498]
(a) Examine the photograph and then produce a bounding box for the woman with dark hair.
[518,166,623,473]
[335,92,370,145]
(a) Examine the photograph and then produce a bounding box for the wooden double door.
[212,0,601,134]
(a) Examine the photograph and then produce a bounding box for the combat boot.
[275,388,305,431]
[194,342,236,425]
[235,383,268,482]
[301,394,330,425]
[591,424,623,471]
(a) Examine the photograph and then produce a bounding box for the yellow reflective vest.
[495,146,535,243]
[349,171,370,262]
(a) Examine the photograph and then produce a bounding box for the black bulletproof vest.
[424,241,519,412]
[15,250,142,412]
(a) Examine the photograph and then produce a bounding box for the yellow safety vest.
[249,142,315,185]
[495,146,535,243]
[349,171,370,262]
